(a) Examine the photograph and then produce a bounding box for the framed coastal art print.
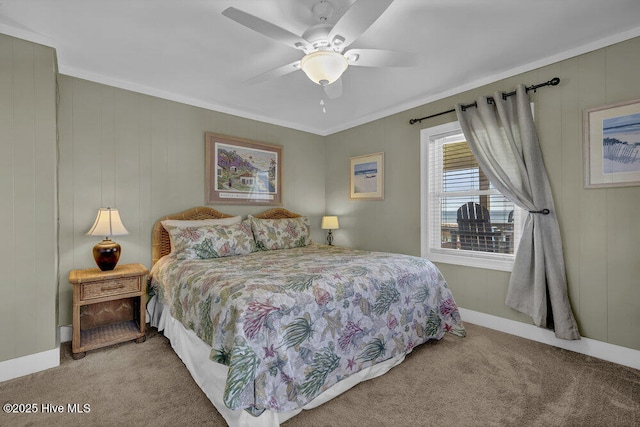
[583,98,640,188]
[205,132,282,205]
[349,152,384,200]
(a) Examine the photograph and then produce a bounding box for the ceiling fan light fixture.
[300,51,348,86]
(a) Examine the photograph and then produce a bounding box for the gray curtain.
[455,84,580,340]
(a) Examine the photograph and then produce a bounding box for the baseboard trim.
[59,325,72,344]
[0,347,60,383]
[459,308,640,370]
[0,326,73,383]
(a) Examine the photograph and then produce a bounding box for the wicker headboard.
[252,208,301,220]
[151,206,301,265]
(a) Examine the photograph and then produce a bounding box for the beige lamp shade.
[86,207,128,271]
[86,207,129,237]
[300,51,348,86]
[321,216,339,230]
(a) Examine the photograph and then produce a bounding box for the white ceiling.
[2,0,640,136]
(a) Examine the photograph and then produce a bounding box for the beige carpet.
[1,323,638,426]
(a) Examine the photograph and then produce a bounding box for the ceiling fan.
[222,0,418,99]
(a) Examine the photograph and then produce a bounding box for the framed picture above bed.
[583,98,640,188]
[205,133,282,205]
[349,152,384,200]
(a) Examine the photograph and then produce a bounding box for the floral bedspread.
[151,245,465,415]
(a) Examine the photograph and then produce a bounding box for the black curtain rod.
[408,77,560,125]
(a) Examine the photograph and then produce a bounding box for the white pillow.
[162,216,242,253]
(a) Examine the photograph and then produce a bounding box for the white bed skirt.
[148,297,407,426]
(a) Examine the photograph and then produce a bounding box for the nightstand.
[69,263,149,359]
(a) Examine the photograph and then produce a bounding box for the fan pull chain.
[320,98,326,114]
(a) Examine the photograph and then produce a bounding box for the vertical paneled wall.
[0,34,57,362]
[56,76,326,326]
[3,30,639,363]
[325,37,640,351]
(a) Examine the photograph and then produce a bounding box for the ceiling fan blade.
[328,0,393,49]
[344,49,421,67]
[323,77,343,99]
[243,60,301,85]
[222,7,310,51]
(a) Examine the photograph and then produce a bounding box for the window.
[420,121,522,271]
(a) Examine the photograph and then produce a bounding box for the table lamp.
[86,207,129,271]
[321,216,339,246]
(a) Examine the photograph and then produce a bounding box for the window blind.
[428,131,516,256]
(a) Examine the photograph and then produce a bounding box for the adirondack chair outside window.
[453,202,503,252]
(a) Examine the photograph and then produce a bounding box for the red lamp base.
[92,238,121,271]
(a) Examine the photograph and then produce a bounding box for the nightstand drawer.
[81,277,140,300]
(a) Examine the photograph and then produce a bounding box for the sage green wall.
[325,37,640,351]
[3,31,639,363]
[0,34,58,362]
[56,76,326,326]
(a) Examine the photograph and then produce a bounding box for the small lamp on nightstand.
[86,207,129,271]
[321,216,339,246]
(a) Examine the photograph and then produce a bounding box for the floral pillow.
[166,220,256,260]
[162,217,242,253]
[249,215,311,250]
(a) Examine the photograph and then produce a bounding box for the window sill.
[424,249,514,272]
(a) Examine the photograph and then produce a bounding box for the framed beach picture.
[583,98,640,188]
[349,152,384,200]
[205,133,282,205]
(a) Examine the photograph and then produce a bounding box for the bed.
[149,206,465,426]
